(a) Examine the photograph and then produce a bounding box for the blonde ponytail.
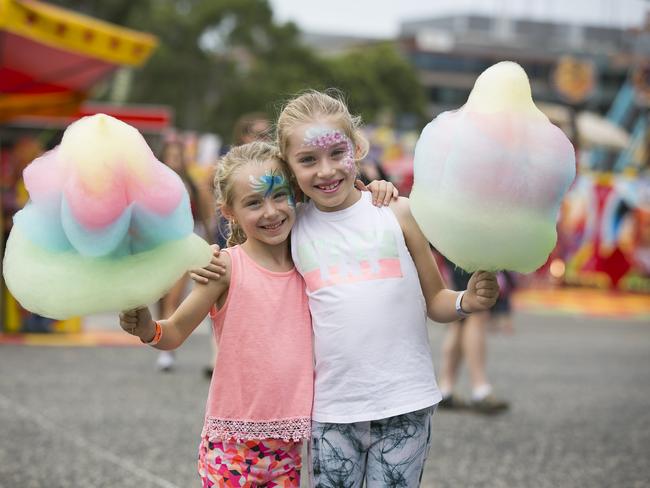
[226,220,247,247]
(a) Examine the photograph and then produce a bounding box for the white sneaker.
[156,351,175,372]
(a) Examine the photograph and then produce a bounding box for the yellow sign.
[553,56,596,104]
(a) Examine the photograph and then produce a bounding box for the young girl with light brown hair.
[277,90,499,486]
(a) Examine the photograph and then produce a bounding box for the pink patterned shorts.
[197,436,302,487]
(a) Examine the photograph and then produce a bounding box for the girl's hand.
[119,306,155,342]
[355,179,399,207]
[464,271,500,312]
[190,245,226,284]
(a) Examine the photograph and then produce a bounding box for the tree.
[48,1,426,137]
[326,43,428,128]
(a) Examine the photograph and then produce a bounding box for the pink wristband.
[142,321,162,346]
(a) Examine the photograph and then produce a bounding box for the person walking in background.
[437,256,510,414]
[232,112,272,145]
[156,139,214,372]
[489,271,516,335]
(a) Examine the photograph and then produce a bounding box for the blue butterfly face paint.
[248,170,296,207]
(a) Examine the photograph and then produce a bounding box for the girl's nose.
[317,159,336,178]
[262,199,279,217]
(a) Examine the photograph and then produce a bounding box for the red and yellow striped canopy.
[0,0,158,121]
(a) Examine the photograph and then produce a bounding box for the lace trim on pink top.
[202,416,311,442]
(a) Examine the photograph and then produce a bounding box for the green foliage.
[48,0,426,138]
[326,43,428,127]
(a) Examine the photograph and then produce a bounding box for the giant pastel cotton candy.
[3,114,212,319]
[410,61,576,273]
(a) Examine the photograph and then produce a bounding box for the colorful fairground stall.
[546,76,650,293]
[0,0,163,332]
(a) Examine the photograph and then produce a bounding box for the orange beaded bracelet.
[141,321,162,346]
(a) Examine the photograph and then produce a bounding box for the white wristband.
[455,290,471,318]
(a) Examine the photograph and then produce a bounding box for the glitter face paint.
[248,170,295,207]
[303,126,355,174]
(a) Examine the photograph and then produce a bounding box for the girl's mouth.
[261,219,285,230]
[315,180,342,193]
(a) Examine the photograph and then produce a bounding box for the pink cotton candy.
[63,171,129,229]
[126,162,184,215]
[22,149,65,202]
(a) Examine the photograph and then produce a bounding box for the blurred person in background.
[156,139,215,372]
[214,113,272,248]
[233,112,272,145]
[357,157,390,187]
[437,258,510,414]
[2,137,56,333]
[488,271,516,335]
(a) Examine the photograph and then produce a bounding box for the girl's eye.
[331,149,345,157]
[299,156,315,164]
[246,200,261,207]
[273,191,288,200]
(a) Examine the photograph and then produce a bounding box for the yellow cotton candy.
[58,114,154,195]
[464,62,547,119]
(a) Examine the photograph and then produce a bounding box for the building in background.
[300,32,383,57]
[398,13,644,116]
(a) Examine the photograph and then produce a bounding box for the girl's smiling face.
[222,159,296,247]
[285,121,359,212]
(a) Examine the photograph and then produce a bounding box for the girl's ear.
[220,205,234,221]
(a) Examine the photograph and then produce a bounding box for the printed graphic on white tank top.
[296,229,403,292]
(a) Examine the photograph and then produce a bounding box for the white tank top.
[291,192,441,423]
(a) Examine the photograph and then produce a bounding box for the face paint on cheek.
[303,126,356,175]
[248,170,296,208]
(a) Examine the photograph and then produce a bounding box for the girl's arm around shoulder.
[389,197,462,323]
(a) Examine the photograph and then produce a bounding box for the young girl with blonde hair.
[121,141,311,486]
[276,90,500,486]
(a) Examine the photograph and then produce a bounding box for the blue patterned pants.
[310,406,435,487]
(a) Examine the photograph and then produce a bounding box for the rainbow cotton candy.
[3,114,212,319]
[410,61,576,273]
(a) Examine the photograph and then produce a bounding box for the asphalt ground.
[0,311,648,488]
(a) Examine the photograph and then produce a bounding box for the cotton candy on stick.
[410,61,576,273]
[3,114,212,319]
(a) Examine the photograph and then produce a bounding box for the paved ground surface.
[0,311,649,487]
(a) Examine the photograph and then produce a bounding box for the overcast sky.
[268,0,648,38]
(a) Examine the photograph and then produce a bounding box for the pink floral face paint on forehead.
[303,125,355,174]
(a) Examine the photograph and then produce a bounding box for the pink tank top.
[202,245,313,442]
